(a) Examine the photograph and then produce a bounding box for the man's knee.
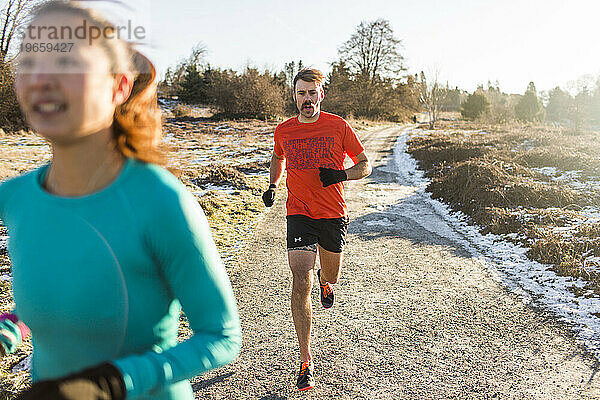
[291,272,313,293]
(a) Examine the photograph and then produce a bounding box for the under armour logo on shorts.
[295,237,302,242]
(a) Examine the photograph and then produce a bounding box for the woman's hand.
[17,362,127,400]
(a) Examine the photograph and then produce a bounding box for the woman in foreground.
[0,2,241,399]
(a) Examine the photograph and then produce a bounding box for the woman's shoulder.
[122,159,191,202]
[122,159,208,232]
[0,167,44,201]
[0,167,45,219]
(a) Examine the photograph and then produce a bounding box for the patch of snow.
[394,127,600,360]
[532,167,600,192]
[203,184,238,194]
[12,354,31,372]
[363,218,395,227]
[532,166,560,176]
[215,125,235,132]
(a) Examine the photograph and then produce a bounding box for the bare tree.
[338,18,405,83]
[0,0,42,61]
[417,70,448,129]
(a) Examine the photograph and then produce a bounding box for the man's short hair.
[293,68,325,90]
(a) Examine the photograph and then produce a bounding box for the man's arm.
[269,151,285,186]
[345,152,372,181]
[262,152,285,207]
[318,152,371,188]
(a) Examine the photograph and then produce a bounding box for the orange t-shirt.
[274,111,365,219]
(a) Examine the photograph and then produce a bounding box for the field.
[407,119,600,297]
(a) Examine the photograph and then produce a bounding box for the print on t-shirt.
[283,136,336,170]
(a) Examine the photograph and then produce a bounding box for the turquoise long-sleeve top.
[0,158,241,399]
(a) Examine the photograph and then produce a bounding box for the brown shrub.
[197,191,230,217]
[411,122,600,294]
[236,161,269,175]
[427,159,584,214]
[188,165,248,190]
[0,61,26,131]
[408,136,491,174]
[528,232,600,292]
[515,148,596,173]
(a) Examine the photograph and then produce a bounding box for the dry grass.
[408,120,600,294]
[427,159,585,213]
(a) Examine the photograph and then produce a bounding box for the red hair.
[32,1,164,164]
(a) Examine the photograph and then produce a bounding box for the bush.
[460,92,490,120]
[172,104,192,118]
[0,61,26,131]
[210,68,284,119]
[175,66,285,119]
[515,82,545,122]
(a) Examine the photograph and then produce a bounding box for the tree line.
[0,3,598,132]
[159,19,421,121]
[460,79,600,132]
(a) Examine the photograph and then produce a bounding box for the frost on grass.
[407,123,600,294]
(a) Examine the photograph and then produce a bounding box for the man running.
[262,68,371,391]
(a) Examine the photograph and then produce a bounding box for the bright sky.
[135,0,599,94]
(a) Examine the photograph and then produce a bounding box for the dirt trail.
[193,125,600,400]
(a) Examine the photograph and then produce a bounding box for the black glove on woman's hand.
[319,167,347,187]
[17,362,126,400]
[262,184,276,207]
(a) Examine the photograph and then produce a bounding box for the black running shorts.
[286,214,349,253]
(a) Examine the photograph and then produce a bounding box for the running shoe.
[296,361,315,391]
[317,269,334,309]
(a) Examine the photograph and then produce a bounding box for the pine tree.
[515,82,545,122]
[460,92,490,120]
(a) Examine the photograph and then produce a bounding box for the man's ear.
[113,73,134,106]
[319,84,325,100]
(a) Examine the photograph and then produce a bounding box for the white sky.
[131,0,600,94]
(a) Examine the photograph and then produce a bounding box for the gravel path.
[193,125,600,399]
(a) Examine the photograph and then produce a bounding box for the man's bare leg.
[288,246,317,362]
[318,245,343,284]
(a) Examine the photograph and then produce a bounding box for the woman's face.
[15,13,123,144]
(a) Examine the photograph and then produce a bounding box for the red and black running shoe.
[317,269,334,309]
[296,361,315,391]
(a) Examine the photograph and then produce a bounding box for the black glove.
[17,362,126,400]
[262,184,276,207]
[319,167,347,187]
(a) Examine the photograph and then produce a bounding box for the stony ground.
[192,125,600,399]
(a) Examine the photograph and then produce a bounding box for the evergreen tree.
[571,88,593,132]
[442,87,463,112]
[460,92,490,120]
[546,87,572,122]
[178,64,207,104]
[515,82,545,122]
[322,61,355,117]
